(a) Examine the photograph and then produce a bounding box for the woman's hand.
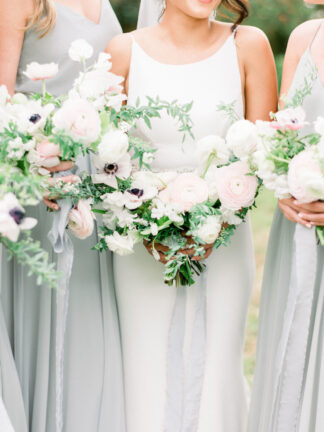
[278,198,324,227]
[292,200,324,227]
[144,239,214,264]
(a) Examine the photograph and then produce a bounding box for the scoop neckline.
[132,32,235,68]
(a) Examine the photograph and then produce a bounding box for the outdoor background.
[110,0,324,385]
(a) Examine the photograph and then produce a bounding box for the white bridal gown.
[114,31,255,432]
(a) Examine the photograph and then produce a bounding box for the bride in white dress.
[107,1,277,430]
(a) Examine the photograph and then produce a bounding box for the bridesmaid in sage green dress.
[248,11,324,432]
[0,1,125,431]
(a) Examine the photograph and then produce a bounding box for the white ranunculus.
[23,62,58,81]
[315,117,324,135]
[226,119,258,159]
[0,193,37,242]
[196,215,222,244]
[11,93,28,105]
[69,39,93,62]
[105,232,135,256]
[53,98,101,144]
[97,130,129,162]
[196,135,230,170]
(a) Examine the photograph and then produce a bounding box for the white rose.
[23,62,58,81]
[105,232,135,256]
[196,135,230,171]
[196,215,222,244]
[226,119,258,159]
[69,39,93,62]
[97,130,129,162]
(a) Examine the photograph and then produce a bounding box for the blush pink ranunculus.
[68,200,95,239]
[288,151,324,203]
[216,161,258,211]
[53,99,101,145]
[159,173,209,212]
[36,140,61,168]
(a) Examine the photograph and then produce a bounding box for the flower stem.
[202,152,216,179]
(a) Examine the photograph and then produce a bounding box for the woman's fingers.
[46,161,74,173]
[293,200,324,213]
[278,201,311,228]
[298,211,324,225]
[42,197,60,211]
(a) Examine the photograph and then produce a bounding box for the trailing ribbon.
[164,272,207,432]
[47,169,76,432]
[0,399,14,432]
[270,224,317,432]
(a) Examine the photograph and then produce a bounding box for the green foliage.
[2,233,60,289]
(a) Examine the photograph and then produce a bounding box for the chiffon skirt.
[248,207,324,432]
[1,200,125,432]
[114,218,255,432]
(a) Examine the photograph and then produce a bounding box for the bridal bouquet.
[59,119,260,287]
[254,106,324,244]
[0,39,193,286]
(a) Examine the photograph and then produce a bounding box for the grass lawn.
[243,188,277,386]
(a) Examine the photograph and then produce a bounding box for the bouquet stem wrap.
[165,271,207,432]
[47,169,76,432]
[270,224,317,431]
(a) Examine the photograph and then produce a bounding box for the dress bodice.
[288,49,324,134]
[16,0,122,96]
[127,32,244,171]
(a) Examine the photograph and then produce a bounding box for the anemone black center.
[129,188,144,198]
[29,113,42,124]
[104,163,118,175]
[9,208,25,225]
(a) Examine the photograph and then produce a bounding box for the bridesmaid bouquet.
[254,106,324,244]
[61,119,260,287]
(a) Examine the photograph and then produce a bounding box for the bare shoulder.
[287,19,323,57]
[0,0,33,23]
[235,25,270,50]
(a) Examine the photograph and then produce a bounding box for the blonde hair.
[26,0,56,38]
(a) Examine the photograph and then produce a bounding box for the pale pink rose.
[23,62,58,81]
[216,161,258,211]
[53,99,101,145]
[159,173,209,212]
[271,107,307,131]
[68,200,95,239]
[288,151,324,203]
[36,140,61,168]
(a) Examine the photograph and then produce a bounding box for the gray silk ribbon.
[164,271,207,432]
[270,224,317,432]
[0,399,14,432]
[47,169,76,432]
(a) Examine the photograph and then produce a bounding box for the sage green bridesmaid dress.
[248,25,324,432]
[1,2,126,431]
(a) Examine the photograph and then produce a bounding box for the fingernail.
[307,223,312,228]
[294,200,299,205]
[298,213,304,218]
